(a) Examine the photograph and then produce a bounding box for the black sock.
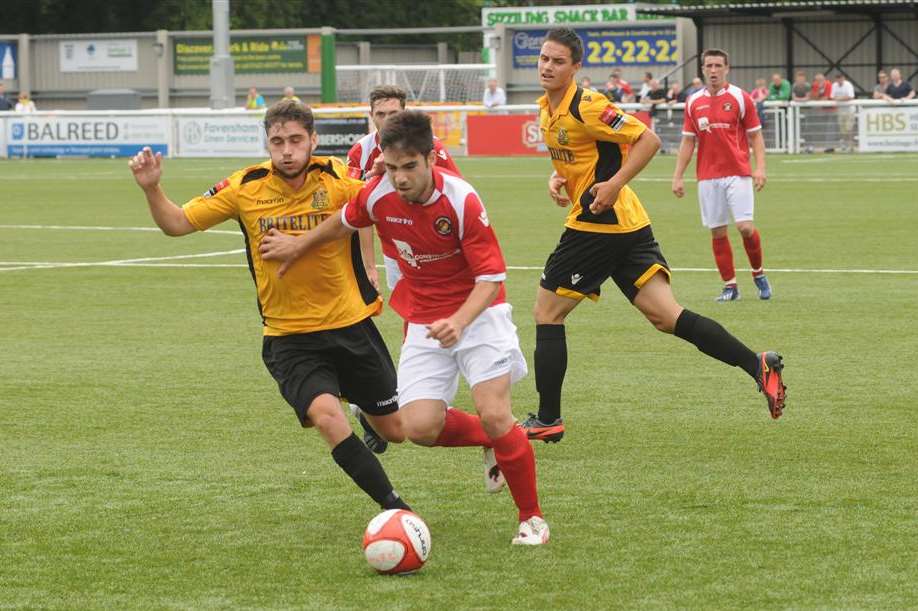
[535,324,567,423]
[673,309,759,379]
[331,433,410,511]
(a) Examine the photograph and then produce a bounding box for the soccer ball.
[363,509,431,575]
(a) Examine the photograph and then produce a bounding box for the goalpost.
[335,64,496,104]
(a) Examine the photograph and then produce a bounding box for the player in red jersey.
[347,85,461,292]
[672,49,772,302]
[261,110,549,546]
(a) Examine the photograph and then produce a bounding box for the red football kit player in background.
[261,110,549,546]
[348,85,461,292]
[672,48,772,302]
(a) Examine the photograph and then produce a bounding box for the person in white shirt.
[830,74,856,151]
[482,78,506,109]
[15,92,36,113]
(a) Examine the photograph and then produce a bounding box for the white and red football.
[362,509,431,575]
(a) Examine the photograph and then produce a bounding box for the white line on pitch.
[0,224,241,235]
[0,249,245,272]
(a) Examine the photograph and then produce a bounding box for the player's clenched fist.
[128,146,163,190]
[426,318,463,348]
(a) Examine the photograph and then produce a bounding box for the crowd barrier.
[1,100,917,159]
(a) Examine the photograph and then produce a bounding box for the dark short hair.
[379,110,434,157]
[369,85,407,111]
[264,99,314,133]
[701,48,730,65]
[544,27,583,64]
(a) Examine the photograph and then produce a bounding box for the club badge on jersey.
[204,178,230,198]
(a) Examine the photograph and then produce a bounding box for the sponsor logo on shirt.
[392,239,460,268]
[255,196,285,206]
[548,147,575,163]
[600,106,626,130]
[434,216,453,236]
[203,178,229,198]
[698,117,710,131]
[478,211,490,227]
[385,216,413,225]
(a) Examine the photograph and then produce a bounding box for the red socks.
[492,425,542,522]
[712,235,736,283]
[434,408,492,448]
[742,230,764,275]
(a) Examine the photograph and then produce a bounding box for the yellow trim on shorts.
[634,263,671,289]
[556,287,600,302]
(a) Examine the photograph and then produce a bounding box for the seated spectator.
[683,77,704,98]
[667,82,686,103]
[482,78,506,109]
[750,78,768,102]
[580,76,593,90]
[750,78,769,129]
[767,73,791,101]
[245,86,266,110]
[641,79,668,116]
[886,68,916,100]
[281,86,301,103]
[792,71,810,101]
[603,69,633,103]
[873,71,890,100]
[0,83,13,111]
[810,73,832,100]
[15,92,36,113]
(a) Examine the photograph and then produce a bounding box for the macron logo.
[479,211,490,227]
[571,273,582,285]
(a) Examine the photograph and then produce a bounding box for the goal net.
[336,64,495,104]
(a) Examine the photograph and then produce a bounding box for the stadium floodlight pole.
[321,27,337,103]
[209,0,236,109]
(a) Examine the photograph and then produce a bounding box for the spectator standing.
[750,78,769,128]
[637,71,654,99]
[683,77,704,98]
[15,92,36,112]
[831,73,856,151]
[281,86,301,103]
[482,78,507,108]
[886,69,916,100]
[245,87,266,110]
[0,83,13,111]
[873,71,890,100]
[766,73,790,101]
[791,71,810,101]
[604,70,633,103]
[641,78,668,117]
[810,73,832,99]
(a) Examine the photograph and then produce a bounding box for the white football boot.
[511,516,550,546]
[483,448,506,493]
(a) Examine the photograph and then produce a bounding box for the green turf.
[2,153,917,609]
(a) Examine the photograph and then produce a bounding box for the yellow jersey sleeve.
[182,174,240,231]
[581,99,646,145]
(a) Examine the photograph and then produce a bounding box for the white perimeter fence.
[1,99,917,158]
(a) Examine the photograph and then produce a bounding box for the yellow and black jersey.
[538,81,651,234]
[182,156,380,336]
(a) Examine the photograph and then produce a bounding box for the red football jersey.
[682,84,761,180]
[342,167,507,323]
[347,132,460,179]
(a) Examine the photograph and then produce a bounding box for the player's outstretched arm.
[128,147,196,236]
[259,212,354,277]
[671,136,696,198]
[589,128,661,214]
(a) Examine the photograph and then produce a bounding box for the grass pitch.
[2,153,917,609]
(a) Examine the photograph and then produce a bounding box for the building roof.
[638,0,918,19]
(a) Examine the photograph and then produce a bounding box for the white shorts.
[397,302,528,407]
[697,176,755,229]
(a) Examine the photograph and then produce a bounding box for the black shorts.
[540,225,670,303]
[261,318,398,427]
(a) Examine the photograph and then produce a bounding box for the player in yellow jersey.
[128,100,413,514]
[522,28,786,442]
